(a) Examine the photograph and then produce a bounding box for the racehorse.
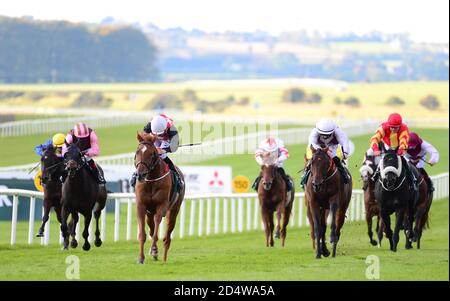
[135,132,185,263]
[305,146,352,258]
[359,151,382,246]
[37,145,64,237]
[257,152,294,247]
[410,167,431,249]
[60,144,107,251]
[374,148,420,252]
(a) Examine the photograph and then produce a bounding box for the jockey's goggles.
[320,134,332,139]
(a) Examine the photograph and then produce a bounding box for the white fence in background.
[1,173,448,246]
[0,110,321,138]
[0,120,379,172]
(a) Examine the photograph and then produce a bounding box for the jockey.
[62,122,106,185]
[252,137,293,192]
[405,132,439,194]
[130,113,182,189]
[34,133,66,158]
[300,118,351,188]
[369,112,417,191]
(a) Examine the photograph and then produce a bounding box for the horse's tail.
[423,211,430,230]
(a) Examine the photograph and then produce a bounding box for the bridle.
[64,147,86,178]
[311,151,337,191]
[261,164,276,191]
[135,141,169,182]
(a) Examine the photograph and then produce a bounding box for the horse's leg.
[82,211,92,251]
[94,209,102,247]
[330,202,338,257]
[146,212,155,238]
[136,203,147,264]
[150,211,163,260]
[275,208,281,239]
[392,209,404,252]
[69,212,79,248]
[37,201,51,237]
[280,205,292,247]
[366,211,377,246]
[163,206,180,262]
[60,205,70,250]
[320,208,330,257]
[310,201,322,259]
[381,211,393,250]
[260,208,270,247]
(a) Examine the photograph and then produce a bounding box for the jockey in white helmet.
[252,137,293,192]
[130,114,182,188]
[300,118,351,188]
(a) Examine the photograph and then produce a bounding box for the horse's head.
[135,131,159,183]
[64,144,84,178]
[380,147,402,190]
[310,146,333,193]
[359,151,378,183]
[41,145,62,184]
[259,151,278,191]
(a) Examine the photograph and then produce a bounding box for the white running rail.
[1,172,447,246]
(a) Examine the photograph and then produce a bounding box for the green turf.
[0,198,447,280]
[0,122,302,166]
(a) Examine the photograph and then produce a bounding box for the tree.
[282,88,306,103]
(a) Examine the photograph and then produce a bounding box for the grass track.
[0,198,447,280]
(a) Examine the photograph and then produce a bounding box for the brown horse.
[409,167,431,249]
[135,132,185,263]
[257,152,294,247]
[305,146,352,258]
[359,152,382,246]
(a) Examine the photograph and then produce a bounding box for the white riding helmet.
[150,115,168,135]
[316,118,337,135]
[260,137,279,152]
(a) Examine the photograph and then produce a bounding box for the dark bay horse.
[359,151,382,246]
[410,165,431,249]
[60,144,107,251]
[374,148,419,252]
[257,152,294,247]
[305,146,352,258]
[37,145,64,237]
[135,132,185,263]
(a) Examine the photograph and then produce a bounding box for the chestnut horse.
[359,151,382,246]
[135,132,185,263]
[257,152,294,247]
[305,146,352,258]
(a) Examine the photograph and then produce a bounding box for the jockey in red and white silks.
[252,137,293,192]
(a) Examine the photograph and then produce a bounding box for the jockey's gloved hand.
[397,148,405,156]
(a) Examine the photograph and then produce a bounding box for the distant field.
[0,80,448,121]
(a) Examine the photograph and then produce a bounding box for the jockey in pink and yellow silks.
[62,122,105,184]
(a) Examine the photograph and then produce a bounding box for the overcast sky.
[1,0,449,43]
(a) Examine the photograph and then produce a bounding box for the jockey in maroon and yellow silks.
[370,113,409,155]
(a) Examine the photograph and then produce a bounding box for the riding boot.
[401,156,418,192]
[277,167,293,192]
[333,156,350,184]
[88,159,106,185]
[300,166,311,190]
[252,174,261,191]
[419,168,434,194]
[163,157,183,189]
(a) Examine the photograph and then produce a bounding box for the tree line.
[0,16,158,83]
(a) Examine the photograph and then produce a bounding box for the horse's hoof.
[36,233,44,238]
[82,243,91,251]
[370,240,378,246]
[62,245,69,251]
[137,259,145,265]
[315,254,321,259]
[95,239,102,247]
[152,255,158,261]
[70,240,78,249]
[322,249,330,257]
[275,232,280,239]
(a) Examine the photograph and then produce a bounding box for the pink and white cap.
[73,122,90,138]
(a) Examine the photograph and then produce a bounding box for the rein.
[311,152,337,187]
[135,141,169,183]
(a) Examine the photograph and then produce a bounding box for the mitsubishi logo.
[208,171,224,187]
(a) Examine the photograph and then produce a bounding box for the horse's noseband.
[135,143,160,182]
